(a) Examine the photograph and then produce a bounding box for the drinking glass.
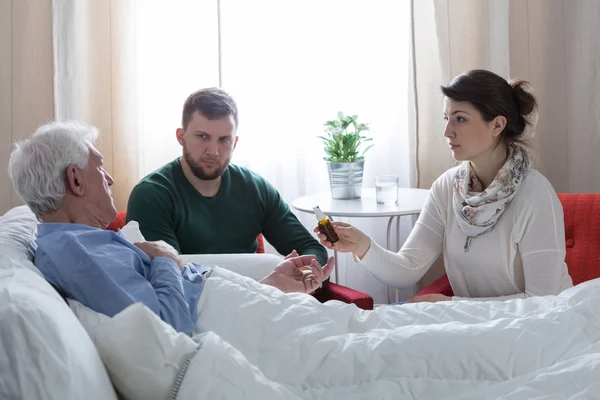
[376,175,399,205]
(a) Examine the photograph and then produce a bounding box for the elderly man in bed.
[8,121,334,335]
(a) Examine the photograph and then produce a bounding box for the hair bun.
[509,78,537,116]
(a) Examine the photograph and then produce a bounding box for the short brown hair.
[181,87,239,130]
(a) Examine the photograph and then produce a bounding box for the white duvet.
[148,267,600,399]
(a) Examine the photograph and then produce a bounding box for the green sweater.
[126,159,328,265]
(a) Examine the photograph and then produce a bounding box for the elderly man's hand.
[134,241,183,269]
[260,252,335,294]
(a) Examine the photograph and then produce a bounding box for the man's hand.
[134,241,183,269]
[283,249,310,272]
[407,294,451,303]
[261,252,335,294]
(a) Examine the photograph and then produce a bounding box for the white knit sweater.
[357,167,573,301]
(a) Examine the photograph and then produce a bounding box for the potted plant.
[318,112,373,199]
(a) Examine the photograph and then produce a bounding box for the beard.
[183,146,230,181]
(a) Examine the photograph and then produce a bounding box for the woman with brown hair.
[315,69,573,302]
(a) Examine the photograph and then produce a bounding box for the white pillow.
[0,207,118,400]
[181,253,282,281]
[119,220,146,243]
[0,205,38,262]
[87,302,198,400]
[0,257,118,400]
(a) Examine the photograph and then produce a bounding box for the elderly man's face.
[81,145,117,227]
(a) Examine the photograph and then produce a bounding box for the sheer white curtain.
[221,0,414,303]
[53,0,414,304]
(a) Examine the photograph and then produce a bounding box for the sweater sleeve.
[259,179,329,265]
[355,183,446,288]
[453,183,567,302]
[127,181,182,253]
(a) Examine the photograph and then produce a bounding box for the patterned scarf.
[453,143,531,251]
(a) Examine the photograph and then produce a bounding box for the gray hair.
[8,121,99,218]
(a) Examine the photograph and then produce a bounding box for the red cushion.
[106,212,127,233]
[415,275,453,297]
[256,234,265,254]
[313,282,374,310]
[558,193,600,285]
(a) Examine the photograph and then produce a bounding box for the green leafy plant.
[318,112,374,163]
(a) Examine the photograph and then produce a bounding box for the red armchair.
[415,193,600,297]
[107,212,374,310]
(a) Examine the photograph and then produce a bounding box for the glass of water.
[376,175,399,205]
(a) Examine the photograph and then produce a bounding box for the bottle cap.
[313,206,326,221]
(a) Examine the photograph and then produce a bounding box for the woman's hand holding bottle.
[313,222,372,259]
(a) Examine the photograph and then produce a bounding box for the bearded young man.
[127,88,328,266]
